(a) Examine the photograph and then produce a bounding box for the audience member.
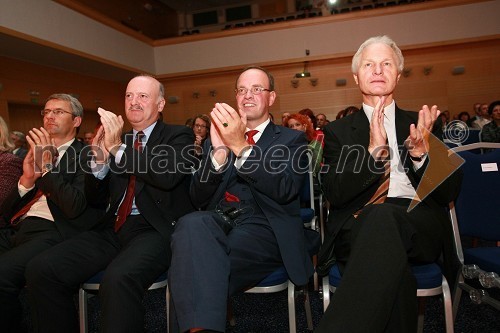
[344,105,360,116]
[468,102,482,127]
[0,116,22,207]
[480,100,500,144]
[83,131,95,145]
[0,93,100,332]
[299,108,318,129]
[316,36,462,333]
[335,109,346,120]
[281,112,291,125]
[10,131,28,160]
[284,113,323,175]
[168,66,317,333]
[185,117,194,127]
[316,113,328,130]
[192,114,210,158]
[472,103,491,129]
[26,75,195,332]
[457,111,471,126]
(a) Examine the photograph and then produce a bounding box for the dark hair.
[192,114,211,132]
[298,108,317,129]
[236,66,275,91]
[344,106,360,116]
[457,111,470,121]
[488,100,500,115]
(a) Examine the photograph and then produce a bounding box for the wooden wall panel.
[0,56,126,135]
[160,38,500,124]
[1,39,498,130]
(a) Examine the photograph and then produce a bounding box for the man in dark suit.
[26,75,195,332]
[316,36,462,332]
[0,93,100,332]
[168,66,315,333]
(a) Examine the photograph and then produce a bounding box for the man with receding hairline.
[26,75,195,332]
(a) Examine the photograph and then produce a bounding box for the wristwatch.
[43,163,54,173]
[409,152,427,162]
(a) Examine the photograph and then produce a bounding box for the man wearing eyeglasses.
[0,93,103,332]
[168,66,318,333]
[26,75,196,332]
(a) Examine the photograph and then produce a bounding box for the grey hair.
[351,35,404,74]
[46,93,84,118]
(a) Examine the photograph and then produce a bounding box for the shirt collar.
[246,118,270,143]
[133,121,157,144]
[363,100,396,124]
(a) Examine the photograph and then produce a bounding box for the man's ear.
[268,91,277,107]
[353,74,359,85]
[73,116,82,128]
[158,99,166,112]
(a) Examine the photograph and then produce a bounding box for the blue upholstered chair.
[449,143,500,315]
[322,262,454,333]
[78,271,168,333]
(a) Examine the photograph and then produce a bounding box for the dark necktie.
[114,131,144,232]
[246,130,259,145]
[10,189,44,225]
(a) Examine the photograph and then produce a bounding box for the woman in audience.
[284,113,323,175]
[192,114,210,158]
[480,100,500,144]
[0,116,22,207]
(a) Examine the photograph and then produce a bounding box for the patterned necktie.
[114,131,144,232]
[246,130,259,145]
[353,151,391,218]
[10,189,44,225]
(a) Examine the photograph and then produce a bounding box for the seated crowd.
[0,35,497,333]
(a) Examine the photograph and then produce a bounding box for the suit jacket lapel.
[55,139,82,174]
[395,106,413,147]
[351,109,370,148]
[254,122,281,151]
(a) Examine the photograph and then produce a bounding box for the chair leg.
[321,276,330,312]
[302,286,313,330]
[452,272,464,321]
[227,299,236,327]
[441,276,454,333]
[287,281,296,333]
[417,297,425,333]
[166,284,180,333]
[78,288,88,333]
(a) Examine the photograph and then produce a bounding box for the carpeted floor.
[21,278,499,332]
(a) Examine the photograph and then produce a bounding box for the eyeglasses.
[194,124,207,129]
[41,108,74,117]
[235,87,272,96]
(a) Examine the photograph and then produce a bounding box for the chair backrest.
[300,151,315,208]
[452,144,500,240]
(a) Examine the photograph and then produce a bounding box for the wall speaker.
[452,66,465,75]
[168,96,179,104]
[336,79,347,86]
